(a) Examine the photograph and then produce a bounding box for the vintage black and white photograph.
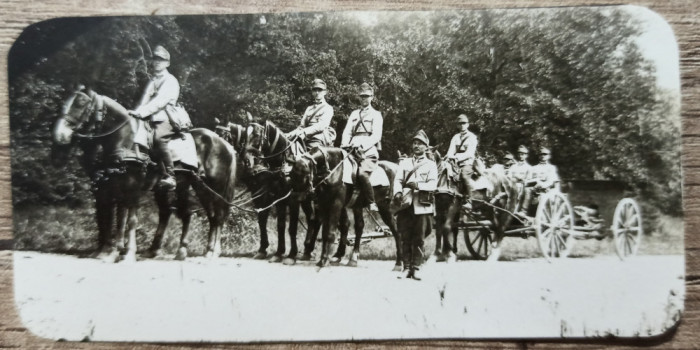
[9,6,683,342]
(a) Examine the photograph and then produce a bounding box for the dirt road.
[12,251,684,342]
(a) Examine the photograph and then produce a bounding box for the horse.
[432,152,519,261]
[231,120,320,265]
[52,87,236,262]
[289,146,403,270]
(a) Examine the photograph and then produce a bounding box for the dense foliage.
[10,8,681,215]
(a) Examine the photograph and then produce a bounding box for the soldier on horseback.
[127,45,180,190]
[341,82,383,212]
[445,114,478,209]
[286,78,336,149]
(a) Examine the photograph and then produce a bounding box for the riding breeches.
[357,155,378,204]
[152,121,175,172]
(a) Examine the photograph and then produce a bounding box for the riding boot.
[460,172,473,210]
[410,267,421,281]
[159,150,177,190]
[359,172,378,211]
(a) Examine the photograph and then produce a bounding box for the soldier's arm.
[362,111,383,150]
[300,105,333,137]
[134,75,180,117]
[340,112,356,147]
[540,166,559,189]
[445,135,458,158]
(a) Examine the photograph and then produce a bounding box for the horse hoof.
[330,256,341,265]
[392,263,403,272]
[205,251,214,259]
[120,253,136,264]
[299,253,313,261]
[426,254,438,264]
[175,247,188,261]
[445,252,457,263]
[99,250,119,263]
[316,258,329,267]
[282,257,296,266]
[346,259,357,267]
[253,251,267,260]
[144,249,164,259]
[486,248,501,262]
[269,255,283,263]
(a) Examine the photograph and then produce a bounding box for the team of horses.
[52,86,518,268]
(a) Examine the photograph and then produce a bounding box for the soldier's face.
[151,59,169,73]
[311,88,326,101]
[458,121,469,132]
[359,94,372,107]
[518,152,528,161]
[539,153,550,162]
[412,140,427,155]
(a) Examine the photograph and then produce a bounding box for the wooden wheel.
[612,198,643,260]
[535,191,575,260]
[465,228,494,260]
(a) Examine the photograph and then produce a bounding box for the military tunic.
[135,70,180,138]
[393,155,438,270]
[299,100,334,147]
[446,131,478,168]
[531,162,560,190]
[509,161,532,183]
[341,105,383,173]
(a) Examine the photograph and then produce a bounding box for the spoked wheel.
[535,191,575,260]
[612,198,643,260]
[465,228,495,260]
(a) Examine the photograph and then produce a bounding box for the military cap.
[413,129,430,146]
[517,145,529,154]
[311,79,327,90]
[456,114,469,124]
[358,83,374,96]
[503,152,515,161]
[539,147,551,155]
[153,46,170,61]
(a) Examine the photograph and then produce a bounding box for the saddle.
[341,153,390,187]
[131,118,198,169]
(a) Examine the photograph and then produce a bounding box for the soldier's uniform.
[509,145,532,184]
[521,147,560,214]
[292,79,335,149]
[503,152,516,177]
[393,130,438,280]
[445,114,478,201]
[341,83,383,210]
[133,45,180,189]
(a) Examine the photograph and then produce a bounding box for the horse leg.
[301,199,318,260]
[95,198,119,263]
[269,202,287,263]
[331,208,349,265]
[317,197,342,268]
[377,201,402,271]
[176,186,194,260]
[115,204,128,255]
[206,204,226,259]
[284,199,300,265]
[253,209,270,259]
[120,206,139,263]
[149,189,172,259]
[346,207,364,267]
[444,199,460,262]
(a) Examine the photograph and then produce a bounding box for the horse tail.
[191,128,237,202]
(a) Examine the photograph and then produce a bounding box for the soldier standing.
[286,79,335,149]
[341,83,383,212]
[393,130,438,280]
[128,45,180,190]
[445,114,478,209]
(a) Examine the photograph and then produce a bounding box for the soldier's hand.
[128,110,143,119]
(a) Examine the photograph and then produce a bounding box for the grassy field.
[12,198,684,260]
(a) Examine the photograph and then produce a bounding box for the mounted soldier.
[127,45,181,190]
[445,114,478,209]
[341,82,383,212]
[502,151,516,177]
[393,130,438,280]
[286,78,336,150]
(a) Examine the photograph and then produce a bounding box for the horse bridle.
[63,90,128,140]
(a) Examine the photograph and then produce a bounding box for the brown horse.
[289,146,402,270]
[432,151,519,261]
[234,120,320,265]
[52,87,236,262]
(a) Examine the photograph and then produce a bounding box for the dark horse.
[432,152,519,261]
[289,146,402,270]
[223,120,320,265]
[52,87,236,262]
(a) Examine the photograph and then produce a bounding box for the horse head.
[51,86,103,167]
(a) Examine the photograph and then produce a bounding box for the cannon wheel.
[612,198,643,260]
[535,191,575,260]
[465,228,495,260]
